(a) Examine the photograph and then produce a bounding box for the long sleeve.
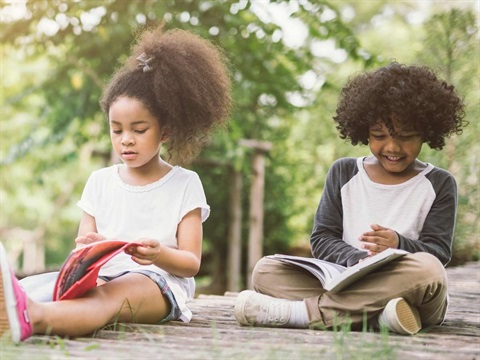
[397,168,457,265]
[310,158,369,267]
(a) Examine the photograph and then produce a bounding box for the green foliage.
[283,3,479,266]
[1,0,365,288]
[0,1,477,294]
[415,8,479,265]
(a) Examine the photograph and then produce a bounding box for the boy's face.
[368,121,423,176]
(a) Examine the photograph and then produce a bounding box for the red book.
[53,240,139,301]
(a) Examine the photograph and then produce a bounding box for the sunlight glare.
[0,0,28,22]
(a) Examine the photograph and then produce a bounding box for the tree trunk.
[247,152,266,289]
[227,169,243,292]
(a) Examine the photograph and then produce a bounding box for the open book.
[53,240,139,301]
[267,248,408,292]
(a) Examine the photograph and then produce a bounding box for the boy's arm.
[310,159,369,267]
[397,170,457,265]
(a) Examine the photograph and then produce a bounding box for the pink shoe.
[0,242,33,343]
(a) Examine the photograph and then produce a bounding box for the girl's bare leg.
[28,273,170,337]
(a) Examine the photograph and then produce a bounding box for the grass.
[0,316,399,360]
[0,302,404,360]
[330,326,395,360]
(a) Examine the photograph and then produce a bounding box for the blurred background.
[1,0,478,295]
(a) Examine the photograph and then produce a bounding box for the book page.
[324,248,408,292]
[268,248,408,292]
[268,254,346,287]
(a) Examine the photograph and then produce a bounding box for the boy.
[235,62,466,335]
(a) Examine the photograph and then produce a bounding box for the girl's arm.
[127,208,203,277]
[75,211,105,247]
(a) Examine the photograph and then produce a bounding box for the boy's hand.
[358,224,399,256]
[75,232,106,246]
[125,238,161,265]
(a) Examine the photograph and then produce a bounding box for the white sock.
[287,300,309,328]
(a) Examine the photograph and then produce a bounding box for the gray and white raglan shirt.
[310,157,457,267]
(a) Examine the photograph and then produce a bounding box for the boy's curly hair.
[100,25,232,164]
[333,62,466,150]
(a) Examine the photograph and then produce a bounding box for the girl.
[0,25,231,343]
[235,62,466,335]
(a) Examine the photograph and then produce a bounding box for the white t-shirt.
[77,164,210,322]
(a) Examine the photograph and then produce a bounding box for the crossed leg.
[252,252,448,330]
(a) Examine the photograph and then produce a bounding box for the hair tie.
[136,52,154,73]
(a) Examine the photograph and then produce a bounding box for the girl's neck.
[119,157,173,186]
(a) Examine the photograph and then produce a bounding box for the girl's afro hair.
[100,24,232,164]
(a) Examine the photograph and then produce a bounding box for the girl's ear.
[161,130,170,142]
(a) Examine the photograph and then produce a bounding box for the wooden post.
[24,228,46,273]
[240,139,272,289]
[226,169,242,292]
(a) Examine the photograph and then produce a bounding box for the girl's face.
[108,96,165,169]
[368,121,423,177]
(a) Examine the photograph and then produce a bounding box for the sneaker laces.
[258,300,290,326]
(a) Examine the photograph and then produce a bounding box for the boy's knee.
[409,252,447,284]
[407,253,449,325]
[251,257,277,290]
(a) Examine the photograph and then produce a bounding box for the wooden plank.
[1,262,479,359]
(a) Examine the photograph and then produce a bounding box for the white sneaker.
[234,290,291,327]
[377,297,421,335]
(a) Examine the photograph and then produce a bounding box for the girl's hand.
[75,232,106,247]
[126,238,161,266]
[358,224,399,256]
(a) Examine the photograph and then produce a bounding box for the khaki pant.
[252,252,448,330]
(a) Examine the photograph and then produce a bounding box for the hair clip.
[136,52,154,73]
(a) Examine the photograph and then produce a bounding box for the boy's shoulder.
[425,164,457,187]
[332,157,358,167]
[426,164,452,176]
[330,157,360,173]
[327,157,361,184]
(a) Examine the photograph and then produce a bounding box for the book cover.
[53,240,139,301]
[268,248,408,293]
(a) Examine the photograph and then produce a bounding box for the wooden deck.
[1,261,479,359]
